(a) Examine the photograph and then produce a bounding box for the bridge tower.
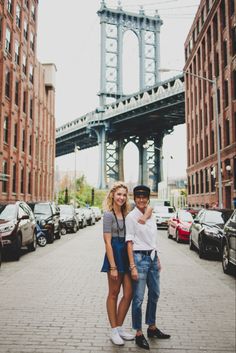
[93,1,163,190]
[97,0,163,108]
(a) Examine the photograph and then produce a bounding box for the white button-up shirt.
[125,207,158,252]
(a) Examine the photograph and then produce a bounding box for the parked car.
[82,207,96,226]
[0,201,37,261]
[91,206,102,221]
[167,210,193,242]
[28,202,61,244]
[75,208,87,229]
[221,209,236,275]
[59,205,79,234]
[153,206,175,229]
[0,235,2,267]
[189,209,233,258]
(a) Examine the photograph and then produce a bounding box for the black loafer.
[135,334,150,350]
[147,327,171,339]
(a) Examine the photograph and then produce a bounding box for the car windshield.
[60,206,73,215]
[34,203,51,216]
[204,211,229,225]
[179,211,193,222]
[0,204,16,221]
[154,206,174,214]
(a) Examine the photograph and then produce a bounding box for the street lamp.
[159,68,223,208]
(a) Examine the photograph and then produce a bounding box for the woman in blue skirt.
[101,181,151,346]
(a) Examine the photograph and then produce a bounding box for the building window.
[196,143,199,162]
[220,0,226,29]
[200,139,203,160]
[219,125,222,149]
[23,91,27,113]
[23,20,28,40]
[30,32,34,51]
[205,169,209,193]
[215,52,219,77]
[230,0,235,16]
[233,70,236,100]
[16,4,21,28]
[3,117,9,144]
[211,130,215,154]
[205,135,208,157]
[200,170,204,193]
[25,0,29,8]
[217,89,221,114]
[5,26,11,53]
[30,98,33,119]
[225,119,230,146]
[5,70,10,98]
[2,161,8,193]
[15,80,19,106]
[188,176,191,195]
[31,4,36,20]
[7,0,13,14]
[213,14,218,42]
[223,41,227,68]
[29,65,34,83]
[206,0,209,13]
[22,54,27,75]
[15,40,20,65]
[232,27,236,56]
[224,80,229,107]
[201,8,205,26]
[22,129,25,152]
[196,172,199,194]
[12,163,16,193]
[210,167,216,192]
[29,135,32,155]
[21,167,24,194]
[28,171,31,194]
[14,123,18,147]
[191,175,195,194]
[210,96,214,120]
[207,26,211,51]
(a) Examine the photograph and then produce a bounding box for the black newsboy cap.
[133,185,150,198]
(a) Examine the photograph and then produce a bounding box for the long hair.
[103,181,130,216]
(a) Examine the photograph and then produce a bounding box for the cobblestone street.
[0,221,235,353]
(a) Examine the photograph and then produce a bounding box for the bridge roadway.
[0,222,235,353]
[56,74,185,157]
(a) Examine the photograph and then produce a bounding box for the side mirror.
[194,219,199,224]
[20,215,29,220]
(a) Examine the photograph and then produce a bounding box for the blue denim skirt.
[101,237,129,273]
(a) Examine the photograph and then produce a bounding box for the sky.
[37,0,200,187]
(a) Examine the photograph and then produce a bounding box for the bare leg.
[106,273,123,328]
[117,273,133,326]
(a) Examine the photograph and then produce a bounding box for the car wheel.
[47,231,54,244]
[222,243,233,274]
[37,235,47,247]
[198,237,205,259]
[28,231,37,252]
[61,227,67,235]
[13,234,22,261]
[189,233,194,250]
[73,223,77,233]
[167,229,172,239]
[176,230,180,243]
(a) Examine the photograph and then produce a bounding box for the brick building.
[0,0,56,202]
[184,0,236,209]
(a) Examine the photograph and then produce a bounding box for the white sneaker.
[117,327,135,341]
[110,330,125,346]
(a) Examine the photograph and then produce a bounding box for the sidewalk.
[0,221,235,353]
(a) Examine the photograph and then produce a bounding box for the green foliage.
[57,174,106,209]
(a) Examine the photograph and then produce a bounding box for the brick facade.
[0,0,56,202]
[184,0,236,209]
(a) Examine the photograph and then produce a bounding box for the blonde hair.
[103,181,130,216]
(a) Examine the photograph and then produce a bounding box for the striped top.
[103,211,125,238]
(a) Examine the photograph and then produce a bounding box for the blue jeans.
[132,252,160,330]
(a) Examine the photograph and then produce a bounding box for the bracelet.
[110,266,117,270]
[129,264,136,270]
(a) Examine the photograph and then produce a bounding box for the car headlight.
[0,224,14,233]
[204,228,220,237]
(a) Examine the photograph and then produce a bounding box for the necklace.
[112,209,126,238]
